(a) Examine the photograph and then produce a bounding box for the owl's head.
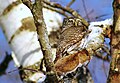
[62,17,83,29]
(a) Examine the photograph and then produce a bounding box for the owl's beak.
[75,22,77,26]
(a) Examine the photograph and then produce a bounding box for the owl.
[55,17,87,62]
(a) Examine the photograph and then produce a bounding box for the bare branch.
[43,5,69,17]
[0,52,12,75]
[43,0,89,26]
[22,0,59,82]
[83,9,94,18]
[66,0,75,7]
[22,0,33,10]
[82,0,90,21]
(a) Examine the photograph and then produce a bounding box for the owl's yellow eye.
[68,19,74,23]
[75,19,82,26]
[78,21,82,26]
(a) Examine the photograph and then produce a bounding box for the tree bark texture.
[28,0,59,82]
[107,0,120,83]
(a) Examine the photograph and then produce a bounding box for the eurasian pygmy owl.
[55,17,87,62]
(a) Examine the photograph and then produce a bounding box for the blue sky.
[52,0,113,21]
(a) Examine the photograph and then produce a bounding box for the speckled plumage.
[55,17,87,62]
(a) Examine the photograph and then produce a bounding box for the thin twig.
[95,14,110,20]
[22,0,33,10]
[66,0,75,7]
[43,5,69,17]
[83,9,94,19]
[22,0,69,19]
[43,0,89,26]
[82,0,90,21]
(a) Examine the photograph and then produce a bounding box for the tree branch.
[22,0,33,10]
[66,0,75,7]
[107,0,120,83]
[43,0,89,27]
[0,52,12,75]
[22,0,59,82]
[82,0,90,21]
[43,5,69,17]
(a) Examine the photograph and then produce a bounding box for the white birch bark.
[0,0,45,82]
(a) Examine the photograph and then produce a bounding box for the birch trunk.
[0,0,45,82]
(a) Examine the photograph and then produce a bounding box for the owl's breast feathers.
[55,26,86,62]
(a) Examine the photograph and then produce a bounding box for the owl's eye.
[75,19,82,26]
[68,21,73,24]
[67,19,74,25]
[78,21,82,26]
[68,19,74,22]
